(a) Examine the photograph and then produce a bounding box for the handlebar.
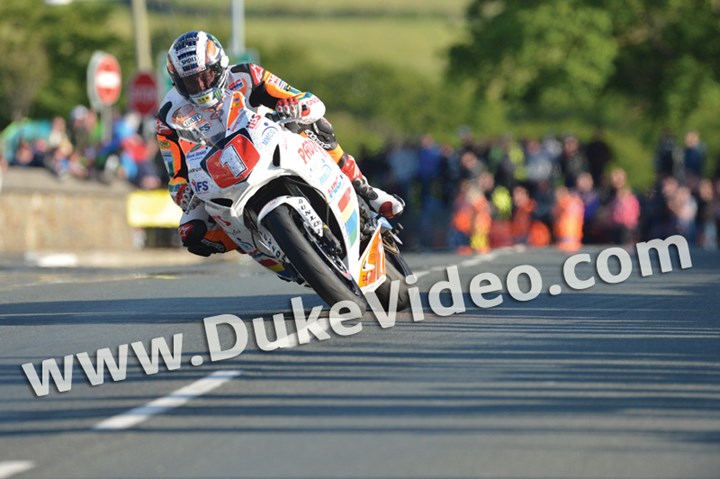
[266,111,300,125]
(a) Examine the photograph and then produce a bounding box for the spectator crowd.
[1,106,162,190]
[357,128,719,253]
[2,107,718,253]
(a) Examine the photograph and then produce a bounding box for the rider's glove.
[275,97,305,120]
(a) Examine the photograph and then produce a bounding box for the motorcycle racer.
[156,31,404,257]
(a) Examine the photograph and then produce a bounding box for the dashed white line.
[92,370,241,431]
[0,461,35,479]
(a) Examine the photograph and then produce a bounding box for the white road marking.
[91,247,526,432]
[0,461,35,479]
[92,370,241,431]
[417,245,525,276]
[23,252,79,268]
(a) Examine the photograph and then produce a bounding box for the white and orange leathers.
[156,63,356,256]
[157,63,332,211]
[157,63,403,257]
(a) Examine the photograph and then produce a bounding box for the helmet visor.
[181,67,218,95]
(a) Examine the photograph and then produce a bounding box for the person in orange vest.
[552,186,585,252]
[450,179,492,254]
[511,184,536,244]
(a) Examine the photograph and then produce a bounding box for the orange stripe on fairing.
[358,227,386,289]
[227,91,245,128]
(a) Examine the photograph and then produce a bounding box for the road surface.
[1,245,718,479]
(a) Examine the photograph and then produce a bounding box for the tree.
[0,0,132,126]
[448,0,720,128]
[0,23,49,121]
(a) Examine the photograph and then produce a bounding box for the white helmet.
[167,31,229,108]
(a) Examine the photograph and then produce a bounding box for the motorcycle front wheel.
[263,204,367,312]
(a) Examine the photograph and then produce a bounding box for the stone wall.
[0,168,136,252]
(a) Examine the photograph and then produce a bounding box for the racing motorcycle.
[179,92,412,312]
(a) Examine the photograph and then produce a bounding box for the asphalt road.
[1,245,719,479]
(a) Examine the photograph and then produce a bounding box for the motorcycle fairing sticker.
[338,187,358,246]
[204,129,260,188]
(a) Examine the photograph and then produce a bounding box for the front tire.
[263,205,367,312]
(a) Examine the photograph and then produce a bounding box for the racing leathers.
[156,63,403,257]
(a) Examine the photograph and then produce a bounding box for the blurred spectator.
[458,149,484,180]
[416,134,442,208]
[13,140,43,168]
[386,140,418,203]
[47,116,72,153]
[449,179,491,254]
[669,185,698,243]
[69,105,101,174]
[575,172,603,244]
[2,118,51,164]
[654,129,681,179]
[645,176,682,239]
[5,112,720,253]
[607,168,640,245]
[714,178,720,249]
[586,128,612,186]
[557,134,589,189]
[482,170,513,248]
[456,126,482,158]
[524,138,557,192]
[47,141,73,178]
[552,186,584,252]
[683,130,705,181]
[93,113,159,189]
[510,184,535,244]
[531,179,555,229]
[438,143,456,206]
[696,178,716,250]
[542,134,563,161]
[487,135,526,190]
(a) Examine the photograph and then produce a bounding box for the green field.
[145,0,467,78]
[245,17,462,78]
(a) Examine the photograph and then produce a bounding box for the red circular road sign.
[129,71,159,116]
[87,52,122,108]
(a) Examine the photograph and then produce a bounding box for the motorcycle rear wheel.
[372,252,412,312]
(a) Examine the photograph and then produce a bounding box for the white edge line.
[92,370,241,431]
[0,461,35,479]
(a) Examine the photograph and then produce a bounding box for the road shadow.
[0,255,718,454]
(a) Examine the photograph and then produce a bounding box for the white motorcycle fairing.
[174,93,388,296]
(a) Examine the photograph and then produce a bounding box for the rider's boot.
[179,219,239,257]
[302,118,404,218]
[337,152,404,218]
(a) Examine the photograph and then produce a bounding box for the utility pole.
[231,0,245,57]
[131,0,153,71]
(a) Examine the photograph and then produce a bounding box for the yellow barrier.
[126,190,182,228]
